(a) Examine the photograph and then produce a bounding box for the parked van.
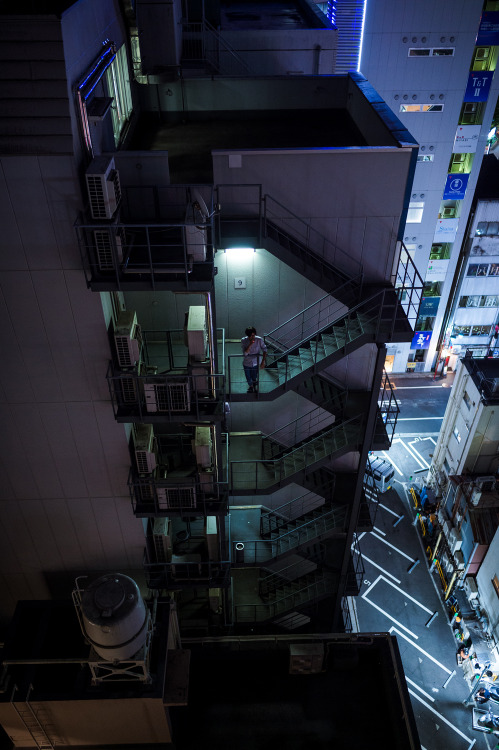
[366,456,395,494]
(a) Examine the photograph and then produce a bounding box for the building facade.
[360,0,499,373]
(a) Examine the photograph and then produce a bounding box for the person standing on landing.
[241,326,267,393]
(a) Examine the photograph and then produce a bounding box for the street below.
[354,372,496,750]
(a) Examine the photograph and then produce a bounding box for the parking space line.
[405,677,435,702]
[380,576,433,614]
[362,595,419,639]
[359,554,401,584]
[408,689,473,744]
[373,526,386,536]
[381,450,404,476]
[398,438,430,469]
[378,502,399,518]
[389,627,452,674]
[408,439,431,469]
[371,532,414,561]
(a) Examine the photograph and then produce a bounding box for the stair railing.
[262,405,335,453]
[230,415,363,491]
[181,20,254,76]
[261,488,325,526]
[234,573,333,622]
[263,193,364,282]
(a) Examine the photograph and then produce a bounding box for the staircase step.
[298,347,315,368]
[321,334,338,355]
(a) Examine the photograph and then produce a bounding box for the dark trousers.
[244,365,258,387]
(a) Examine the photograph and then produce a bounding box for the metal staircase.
[230,415,362,493]
[234,566,337,624]
[11,686,54,750]
[229,291,411,400]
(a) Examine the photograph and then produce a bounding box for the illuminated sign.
[411,331,432,350]
[464,71,494,102]
[453,125,481,153]
[443,173,469,200]
[434,218,459,242]
[419,297,440,316]
[476,11,499,45]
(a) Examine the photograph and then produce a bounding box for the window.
[407,201,424,222]
[459,295,499,308]
[432,48,454,56]
[458,101,485,126]
[453,427,461,443]
[471,325,492,336]
[467,263,489,276]
[493,574,499,598]
[417,154,434,162]
[464,391,472,410]
[105,45,133,147]
[416,316,435,331]
[490,264,499,276]
[408,47,454,57]
[400,104,444,112]
[430,243,451,260]
[424,282,442,297]
[444,457,451,474]
[453,325,471,336]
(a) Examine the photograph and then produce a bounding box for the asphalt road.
[354,374,496,750]
[390,373,454,437]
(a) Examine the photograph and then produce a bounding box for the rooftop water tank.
[81,573,148,662]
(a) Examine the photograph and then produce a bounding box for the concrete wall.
[0,697,171,747]
[221,29,337,76]
[476,526,499,643]
[213,148,412,283]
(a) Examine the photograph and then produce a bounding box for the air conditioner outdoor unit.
[471,487,482,506]
[144,380,191,413]
[152,518,172,563]
[476,47,490,60]
[193,426,212,468]
[85,156,121,220]
[442,206,456,218]
[289,644,324,675]
[477,475,496,490]
[94,228,124,271]
[449,527,462,553]
[454,549,465,570]
[134,424,157,474]
[186,306,207,361]
[442,520,452,540]
[114,310,142,368]
[462,102,478,124]
[464,576,479,601]
[163,485,197,510]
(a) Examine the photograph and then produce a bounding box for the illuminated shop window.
[467,263,489,276]
[408,48,454,57]
[407,201,424,222]
[400,104,444,112]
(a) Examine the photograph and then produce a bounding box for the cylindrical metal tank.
[81,573,148,661]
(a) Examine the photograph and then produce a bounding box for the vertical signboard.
[463,71,494,102]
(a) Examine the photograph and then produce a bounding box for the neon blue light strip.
[358,0,367,72]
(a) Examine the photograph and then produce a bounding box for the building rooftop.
[219,0,329,30]
[462,354,499,405]
[171,634,420,750]
[129,109,367,182]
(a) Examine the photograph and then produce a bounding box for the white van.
[366,456,395,494]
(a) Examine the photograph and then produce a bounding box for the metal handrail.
[263,193,364,281]
[262,405,335,450]
[230,415,363,490]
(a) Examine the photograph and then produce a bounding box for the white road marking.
[408,689,473,744]
[398,438,429,469]
[362,595,419,639]
[389,627,452,674]
[392,385,447,389]
[405,677,435,702]
[408,438,431,469]
[359,554,401,584]
[378,502,399,518]
[380,576,433,614]
[373,526,386,536]
[396,416,444,421]
[371,532,414,561]
[381,450,404,475]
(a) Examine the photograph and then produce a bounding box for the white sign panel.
[453,125,481,153]
[434,218,459,242]
[426,259,449,281]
